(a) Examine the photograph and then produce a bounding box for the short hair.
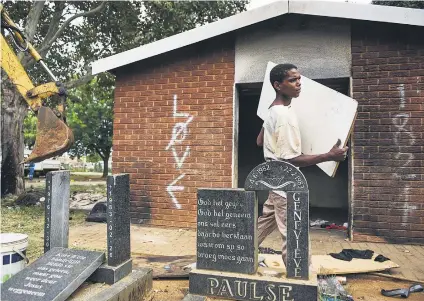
[269,63,298,87]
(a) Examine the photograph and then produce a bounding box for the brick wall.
[113,39,235,228]
[351,21,424,244]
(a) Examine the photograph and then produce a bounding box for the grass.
[1,173,106,262]
[1,206,88,262]
[70,173,105,182]
[70,184,106,195]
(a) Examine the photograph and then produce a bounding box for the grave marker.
[89,174,132,284]
[287,191,309,280]
[196,189,258,274]
[190,270,318,301]
[245,161,310,280]
[44,171,70,253]
[1,248,104,301]
[190,161,317,301]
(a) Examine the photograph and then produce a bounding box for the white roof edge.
[92,0,424,75]
[91,1,289,75]
[289,1,424,27]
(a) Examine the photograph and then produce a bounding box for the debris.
[381,284,423,298]
[70,193,106,210]
[258,247,282,255]
[15,191,45,206]
[374,254,390,262]
[318,275,354,301]
[182,263,196,271]
[329,249,374,261]
[258,256,267,267]
[85,202,107,223]
[310,219,329,227]
[325,223,347,230]
[336,276,347,285]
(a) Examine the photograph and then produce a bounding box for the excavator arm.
[1,4,74,163]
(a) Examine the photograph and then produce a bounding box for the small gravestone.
[196,189,258,274]
[44,171,70,253]
[89,174,132,284]
[1,248,104,301]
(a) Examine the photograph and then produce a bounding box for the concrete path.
[69,223,424,282]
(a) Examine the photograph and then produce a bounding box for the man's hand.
[327,139,348,162]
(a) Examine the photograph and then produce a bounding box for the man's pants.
[257,191,287,266]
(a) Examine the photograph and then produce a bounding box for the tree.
[67,75,114,178]
[372,1,424,9]
[1,1,248,196]
[23,111,37,149]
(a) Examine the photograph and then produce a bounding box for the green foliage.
[3,0,248,192]
[94,162,103,173]
[23,110,37,148]
[86,153,102,163]
[67,75,114,168]
[3,1,248,85]
[372,1,424,9]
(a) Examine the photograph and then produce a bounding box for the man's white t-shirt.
[262,104,302,197]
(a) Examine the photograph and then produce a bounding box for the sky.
[248,0,372,10]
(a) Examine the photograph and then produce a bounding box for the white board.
[258,61,358,177]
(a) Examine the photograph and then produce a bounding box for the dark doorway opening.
[236,78,350,227]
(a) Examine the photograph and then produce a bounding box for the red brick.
[352,22,424,244]
[113,43,234,229]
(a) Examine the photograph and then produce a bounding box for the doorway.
[236,78,350,226]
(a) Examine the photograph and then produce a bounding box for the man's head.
[269,63,301,98]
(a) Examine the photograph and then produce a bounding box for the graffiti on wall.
[391,84,417,223]
[165,95,194,209]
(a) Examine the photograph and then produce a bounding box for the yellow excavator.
[1,4,74,163]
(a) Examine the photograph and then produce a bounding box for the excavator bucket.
[23,106,74,163]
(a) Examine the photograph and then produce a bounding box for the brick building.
[92,1,424,244]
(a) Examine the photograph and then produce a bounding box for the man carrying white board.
[256,63,348,267]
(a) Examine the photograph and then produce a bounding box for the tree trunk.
[102,154,109,178]
[1,83,28,196]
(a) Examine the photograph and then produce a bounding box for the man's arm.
[287,139,348,168]
[256,127,264,147]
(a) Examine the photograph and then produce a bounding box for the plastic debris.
[310,219,329,227]
[318,275,354,301]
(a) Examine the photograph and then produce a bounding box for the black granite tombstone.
[244,161,308,193]
[1,248,104,301]
[196,188,258,274]
[189,161,317,301]
[106,174,131,266]
[190,270,318,301]
[89,174,132,284]
[244,161,310,280]
[44,171,70,253]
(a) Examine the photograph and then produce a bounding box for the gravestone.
[189,161,317,301]
[196,189,257,274]
[244,160,310,280]
[44,171,70,253]
[89,174,132,284]
[1,247,104,301]
[190,270,318,300]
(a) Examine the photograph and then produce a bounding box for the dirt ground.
[346,275,423,301]
[147,276,424,301]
